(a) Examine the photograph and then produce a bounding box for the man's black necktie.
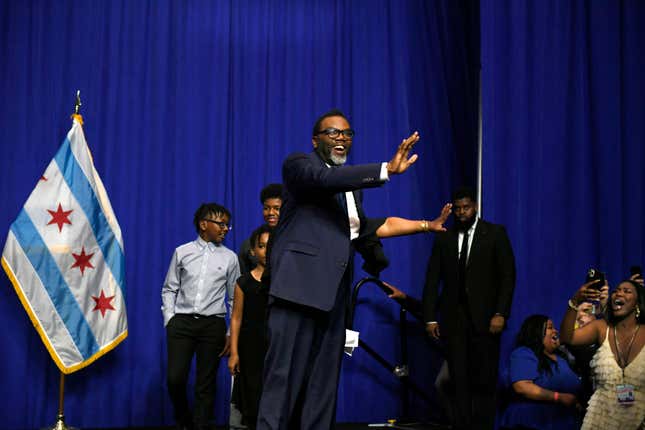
[458,231,469,300]
[337,191,348,216]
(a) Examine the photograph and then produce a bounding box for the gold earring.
[636,307,641,318]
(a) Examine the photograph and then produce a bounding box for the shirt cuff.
[426,321,438,325]
[379,163,390,181]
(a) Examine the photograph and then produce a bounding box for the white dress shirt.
[457,217,479,264]
[343,162,389,240]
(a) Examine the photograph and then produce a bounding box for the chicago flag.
[2,114,127,374]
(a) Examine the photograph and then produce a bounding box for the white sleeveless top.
[581,327,645,429]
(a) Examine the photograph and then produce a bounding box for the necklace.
[613,323,640,378]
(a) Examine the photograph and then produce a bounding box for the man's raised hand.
[386,131,420,175]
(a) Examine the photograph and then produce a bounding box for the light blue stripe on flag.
[54,138,125,296]
[11,209,100,359]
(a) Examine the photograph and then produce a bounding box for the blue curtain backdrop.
[480,0,645,388]
[0,1,479,428]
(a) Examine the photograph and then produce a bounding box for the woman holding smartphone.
[560,279,645,429]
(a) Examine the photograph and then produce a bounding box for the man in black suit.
[256,109,448,430]
[423,187,516,430]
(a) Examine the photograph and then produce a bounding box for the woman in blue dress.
[500,314,583,430]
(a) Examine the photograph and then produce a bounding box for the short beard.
[316,145,347,166]
[454,216,476,232]
[329,152,347,166]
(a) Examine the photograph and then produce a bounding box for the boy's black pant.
[167,314,226,429]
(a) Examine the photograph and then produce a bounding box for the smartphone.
[630,265,643,280]
[585,268,605,290]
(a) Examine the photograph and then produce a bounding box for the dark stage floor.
[84,423,450,430]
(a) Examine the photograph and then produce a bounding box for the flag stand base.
[41,374,79,430]
[43,414,79,430]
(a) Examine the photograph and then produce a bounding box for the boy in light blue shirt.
[162,202,240,430]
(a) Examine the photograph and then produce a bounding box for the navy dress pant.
[256,274,349,430]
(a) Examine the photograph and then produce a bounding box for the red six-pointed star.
[71,247,95,275]
[92,290,116,317]
[47,203,73,232]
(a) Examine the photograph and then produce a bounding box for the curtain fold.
[481,0,645,384]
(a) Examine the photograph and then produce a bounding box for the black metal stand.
[349,277,446,429]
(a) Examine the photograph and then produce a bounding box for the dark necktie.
[337,191,348,216]
[458,230,469,292]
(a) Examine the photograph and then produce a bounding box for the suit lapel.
[467,220,487,267]
[319,156,349,221]
[448,229,459,262]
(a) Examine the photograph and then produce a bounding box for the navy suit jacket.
[269,151,385,312]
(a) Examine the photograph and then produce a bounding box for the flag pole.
[45,92,83,430]
[46,372,77,430]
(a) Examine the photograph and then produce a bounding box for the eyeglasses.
[203,219,232,230]
[317,128,355,139]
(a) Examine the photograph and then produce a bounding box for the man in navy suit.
[256,109,444,430]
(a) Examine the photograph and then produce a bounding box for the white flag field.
[2,114,127,374]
